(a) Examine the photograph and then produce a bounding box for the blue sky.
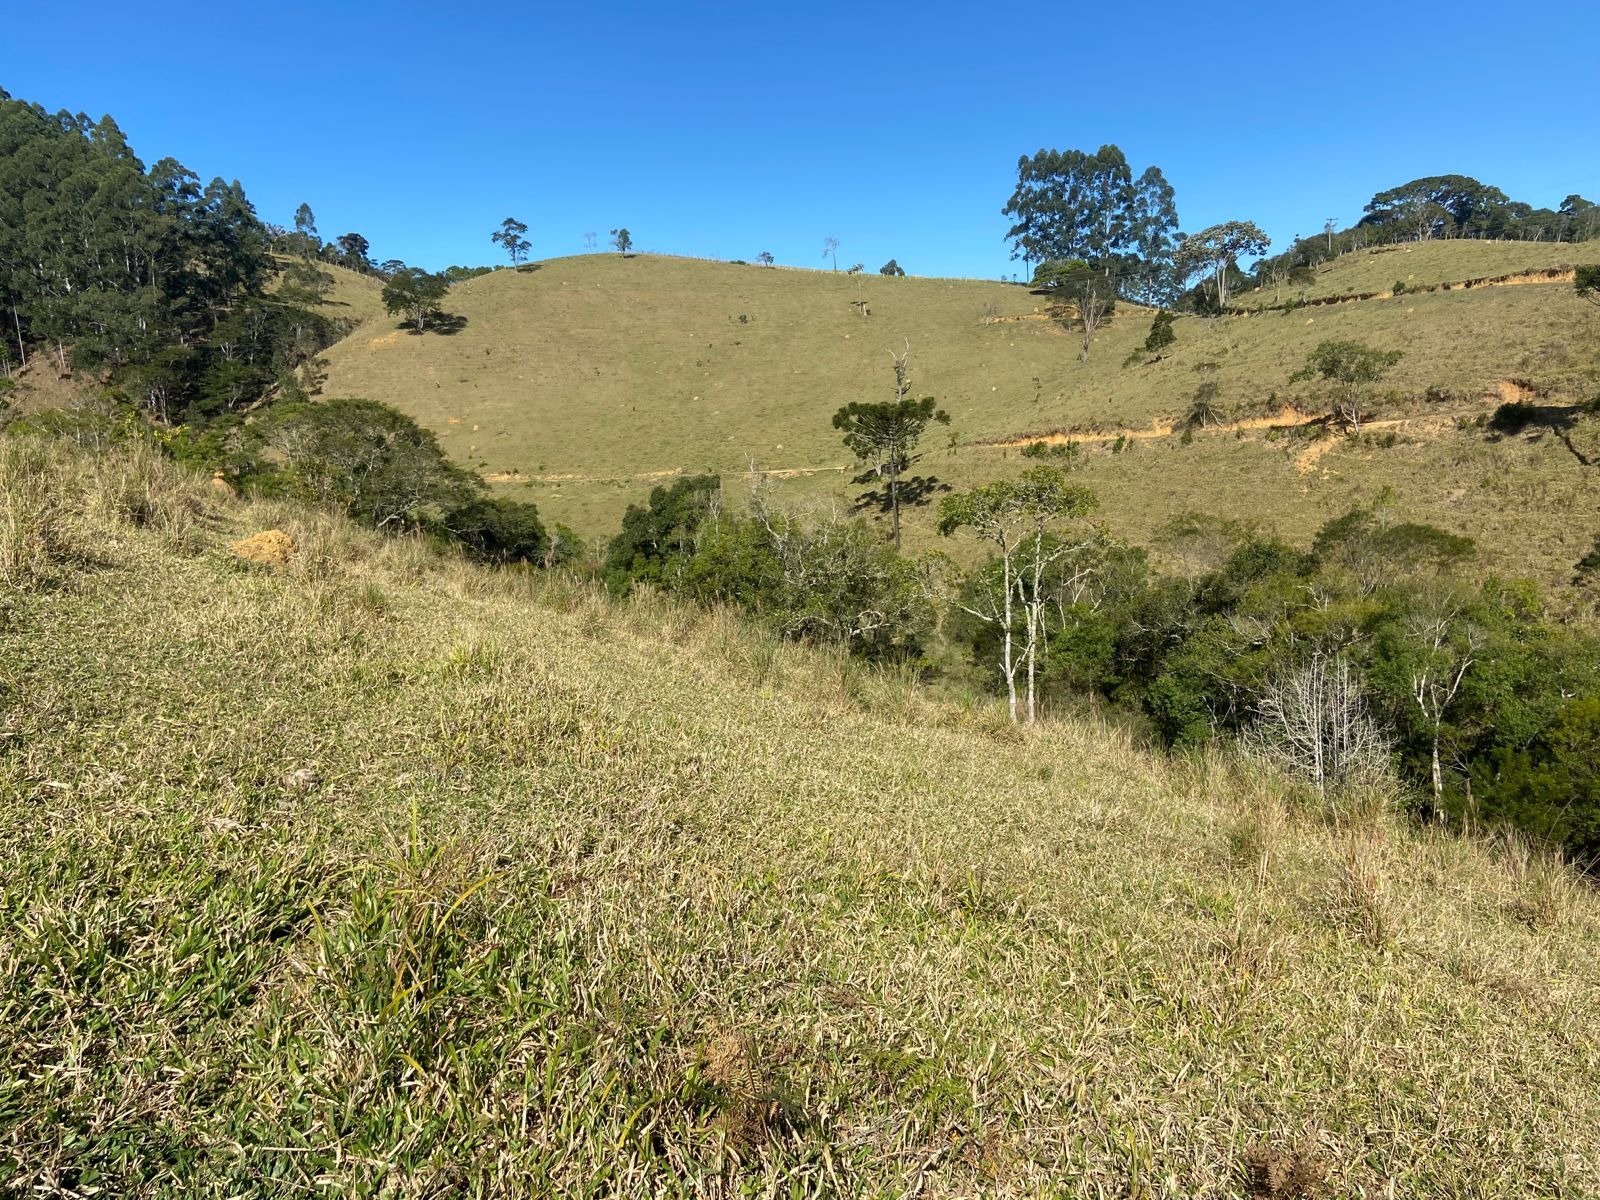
[6,1,1598,279]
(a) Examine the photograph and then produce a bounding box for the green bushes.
[938,500,1600,860]
[602,474,722,591]
[1019,439,1078,462]
[436,496,550,566]
[1472,699,1600,865]
[602,475,933,662]
[248,398,478,530]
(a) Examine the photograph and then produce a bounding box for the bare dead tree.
[1250,652,1391,796]
[1075,281,1114,364]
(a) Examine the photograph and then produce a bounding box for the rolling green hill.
[316,247,1600,591]
[4,435,1598,1195]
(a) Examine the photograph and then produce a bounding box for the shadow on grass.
[849,471,952,518]
[1486,401,1598,467]
[398,312,469,337]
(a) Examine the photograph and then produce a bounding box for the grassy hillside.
[4,436,1599,1196]
[316,249,1600,590]
[304,258,389,324]
[1235,239,1591,307]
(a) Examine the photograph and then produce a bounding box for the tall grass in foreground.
[1,436,1598,1197]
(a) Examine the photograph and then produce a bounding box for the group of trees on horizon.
[0,90,367,425]
[1249,176,1599,301]
[1001,147,1596,315]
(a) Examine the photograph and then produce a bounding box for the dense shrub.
[602,474,722,592]
[603,476,933,662]
[248,397,479,529]
[437,497,550,565]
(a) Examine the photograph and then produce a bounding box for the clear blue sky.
[6,1,1598,279]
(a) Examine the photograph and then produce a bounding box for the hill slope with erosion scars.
[316,250,1600,591]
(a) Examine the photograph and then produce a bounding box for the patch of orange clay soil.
[981,381,1552,474]
[484,464,853,485]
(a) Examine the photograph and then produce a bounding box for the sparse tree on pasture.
[1185,381,1224,428]
[491,217,531,266]
[381,267,450,333]
[1142,309,1177,361]
[758,250,775,266]
[611,228,633,255]
[1292,339,1403,433]
[1033,259,1116,363]
[821,236,839,271]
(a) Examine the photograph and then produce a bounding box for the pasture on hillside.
[315,249,1600,594]
[4,436,1600,1196]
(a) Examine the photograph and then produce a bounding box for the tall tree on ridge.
[334,232,371,272]
[491,217,531,266]
[292,202,319,256]
[1002,145,1179,304]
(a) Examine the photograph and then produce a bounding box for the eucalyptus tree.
[1174,221,1270,309]
[491,217,531,266]
[292,203,320,256]
[1001,145,1179,300]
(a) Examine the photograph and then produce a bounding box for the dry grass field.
[314,247,1600,592]
[3,435,1599,1196]
[1234,239,1593,307]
